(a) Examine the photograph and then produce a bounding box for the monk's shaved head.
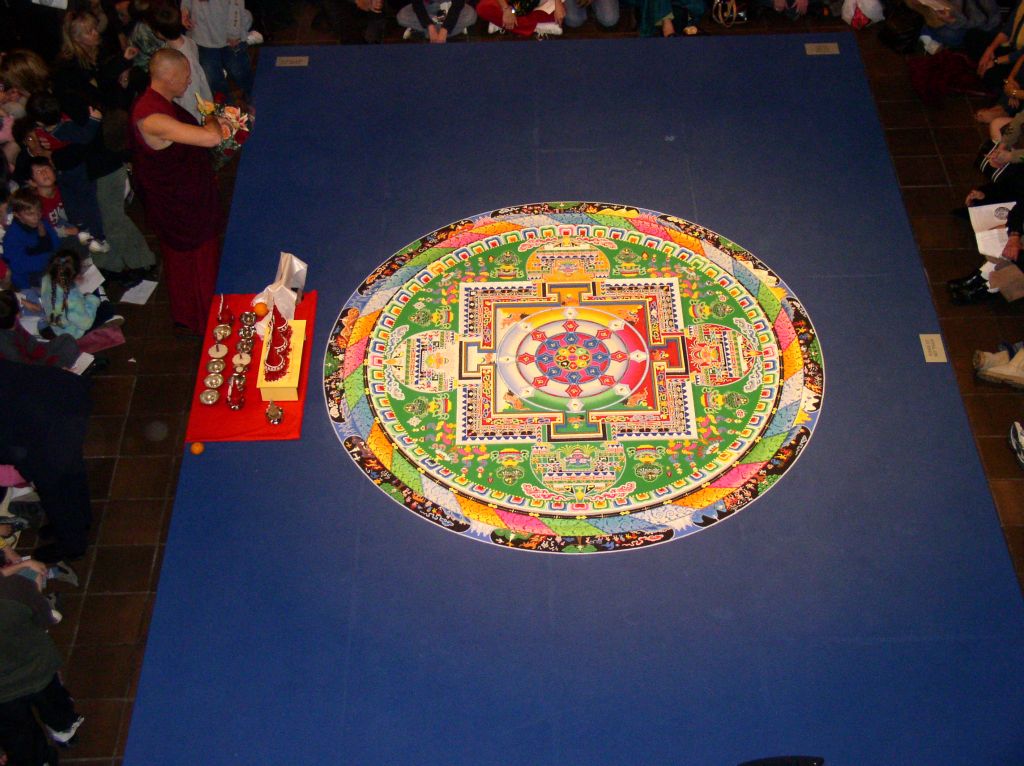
[149,48,191,99]
[150,48,188,81]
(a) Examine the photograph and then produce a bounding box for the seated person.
[40,249,122,339]
[1,189,59,291]
[563,0,620,29]
[0,548,84,765]
[26,156,90,245]
[620,0,698,35]
[948,196,1023,304]
[397,0,477,41]
[963,111,1024,208]
[975,0,1024,123]
[478,0,567,36]
[0,289,80,368]
[25,93,107,253]
[912,0,1001,51]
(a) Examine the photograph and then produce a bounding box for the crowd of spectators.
[305,0,829,41]
[887,0,1024,465]
[0,3,252,764]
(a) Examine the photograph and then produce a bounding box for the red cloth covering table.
[185,291,317,443]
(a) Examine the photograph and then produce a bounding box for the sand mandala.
[323,202,824,553]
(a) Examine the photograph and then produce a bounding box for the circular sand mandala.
[324,202,823,554]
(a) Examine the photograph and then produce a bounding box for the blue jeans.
[58,164,104,241]
[924,24,966,49]
[197,43,254,101]
[397,2,478,35]
[564,0,620,27]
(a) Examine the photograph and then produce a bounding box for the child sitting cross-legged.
[1,188,58,292]
[40,249,122,339]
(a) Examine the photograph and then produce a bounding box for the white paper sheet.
[75,263,104,294]
[969,202,1016,233]
[275,252,308,293]
[69,352,94,375]
[978,229,1010,259]
[119,279,158,305]
[970,202,1016,258]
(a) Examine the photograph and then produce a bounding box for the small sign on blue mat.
[275,56,309,67]
[920,333,948,363]
[805,42,840,55]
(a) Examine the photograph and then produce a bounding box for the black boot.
[947,271,986,292]
[951,279,998,305]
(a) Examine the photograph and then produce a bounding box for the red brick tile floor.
[28,4,1020,763]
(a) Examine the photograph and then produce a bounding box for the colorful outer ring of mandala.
[323,202,824,555]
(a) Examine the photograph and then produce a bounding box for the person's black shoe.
[947,272,986,292]
[173,322,201,337]
[0,514,30,535]
[951,281,999,305]
[33,543,85,564]
[82,356,110,376]
[311,7,331,30]
[9,500,45,527]
[98,268,130,284]
[364,16,385,43]
[129,266,158,282]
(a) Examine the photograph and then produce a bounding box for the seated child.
[1,188,59,291]
[0,288,80,368]
[1,519,79,624]
[40,249,122,339]
[27,156,85,241]
[25,92,108,253]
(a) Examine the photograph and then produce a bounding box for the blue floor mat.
[124,35,1024,765]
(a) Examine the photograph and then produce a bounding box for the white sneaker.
[403,27,414,39]
[103,314,125,328]
[973,349,1009,371]
[46,714,84,745]
[978,348,1024,387]
[919,34,942,55]
[246,30,264,45]
[76,231,91,244]
[488,21,504,34]
[88,239,110,254]
[534,22,563,36]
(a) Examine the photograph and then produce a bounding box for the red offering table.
[185,291,317,443]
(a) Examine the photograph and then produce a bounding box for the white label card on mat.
[275,56,309,67]
[920,334,948,363]
[805,42,840,56]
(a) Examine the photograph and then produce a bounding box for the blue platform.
[124,35,1024,765]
